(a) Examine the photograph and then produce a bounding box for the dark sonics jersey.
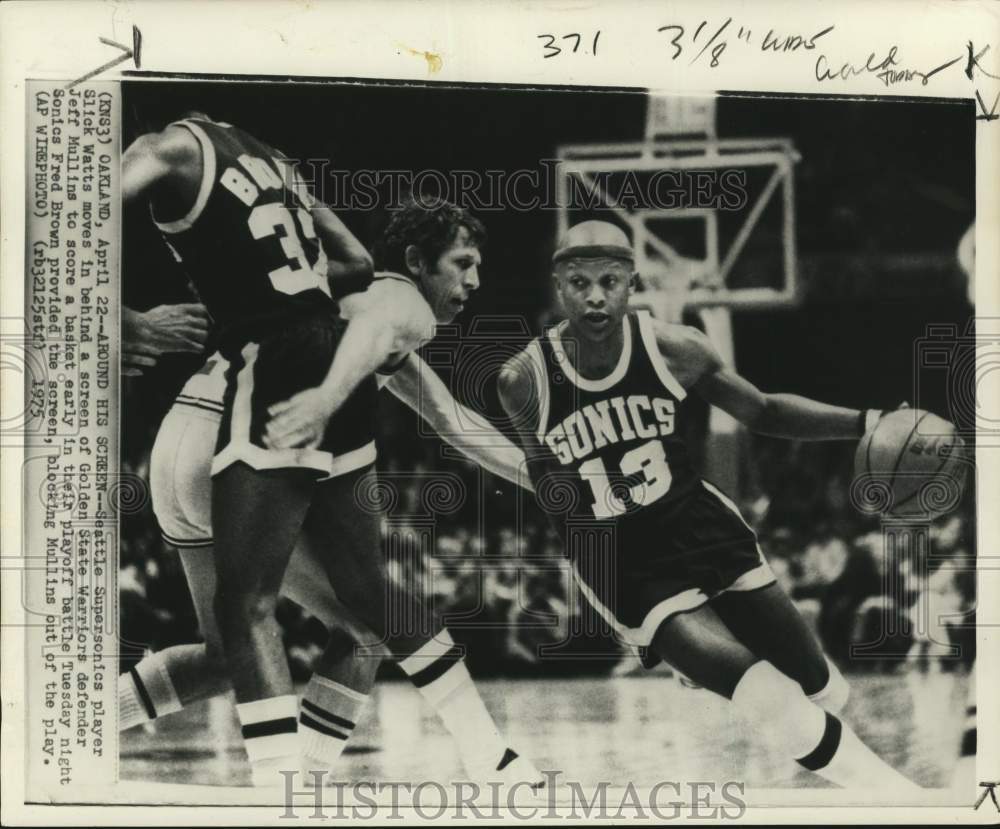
[152,118,344,352]
[527,311,701,540]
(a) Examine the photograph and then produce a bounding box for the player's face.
[555,258,635,342]
[418,226,482,323]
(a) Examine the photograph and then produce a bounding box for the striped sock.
[118,655,182,730]
[807,657,850,714]
[960,703,976,757]
[951,667,976,790]
[399,630,507,779]
[733,661,918,790]
[799,714,920,790]
[950,718,976,791]
[299,676,368,769]
[236,694,298,787]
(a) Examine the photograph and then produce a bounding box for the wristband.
[858,409,883,436]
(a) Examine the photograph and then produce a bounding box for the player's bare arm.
[654,319,876,440]
[264,276,436,450]
[122,129,210,373]
[310,201,374,290]
[386,353,533,491]
[271,153,372,291]
[497,350,543,452]
[122,125,201,207]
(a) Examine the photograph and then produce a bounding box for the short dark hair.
[374,198,486,277]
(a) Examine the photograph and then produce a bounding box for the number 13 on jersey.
[579,439,672,519]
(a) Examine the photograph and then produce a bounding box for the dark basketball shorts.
[211,313,379,479]
[568,480,776,648]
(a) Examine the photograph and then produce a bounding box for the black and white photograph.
[115,80,976,799]
[2,0,998,824]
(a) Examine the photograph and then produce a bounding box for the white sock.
[236,694,299,788]
[732,660,919,790]
[732,661,827,758]
[118,656,183,730]
[807,719,920,790]
[807,657,850,714]
[299,675,368,769]
[399,631,508,778]
[952,667,976,790]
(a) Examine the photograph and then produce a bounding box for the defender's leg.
[301,467,541,785]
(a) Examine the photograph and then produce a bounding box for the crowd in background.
[120,400,977,680]
[118,90,976,681]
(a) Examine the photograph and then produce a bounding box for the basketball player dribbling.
[123,115,539,787]
[496,220,920,789]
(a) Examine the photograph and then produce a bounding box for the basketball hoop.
[555,91,801,501]
[645,94,717,145]
[555,93,798,311]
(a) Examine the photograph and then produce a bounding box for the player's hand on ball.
[264,389,332,450]
[855,407,967,519]
[861,402,911,434]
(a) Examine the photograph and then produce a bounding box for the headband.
[552,244,634,265]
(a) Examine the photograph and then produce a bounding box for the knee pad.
[808,657,849,714]
[732,660,826,760]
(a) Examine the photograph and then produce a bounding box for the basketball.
[854,409,968,519]
[110,81,976,797]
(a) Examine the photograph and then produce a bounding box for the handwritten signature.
[815,46,960,87]
[814,41,999,122]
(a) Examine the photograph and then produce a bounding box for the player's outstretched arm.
[699,370,871,440]
[497,351,545,453]
[659,320,875,441]
[264,278,436,450]
[386,353,533,491]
